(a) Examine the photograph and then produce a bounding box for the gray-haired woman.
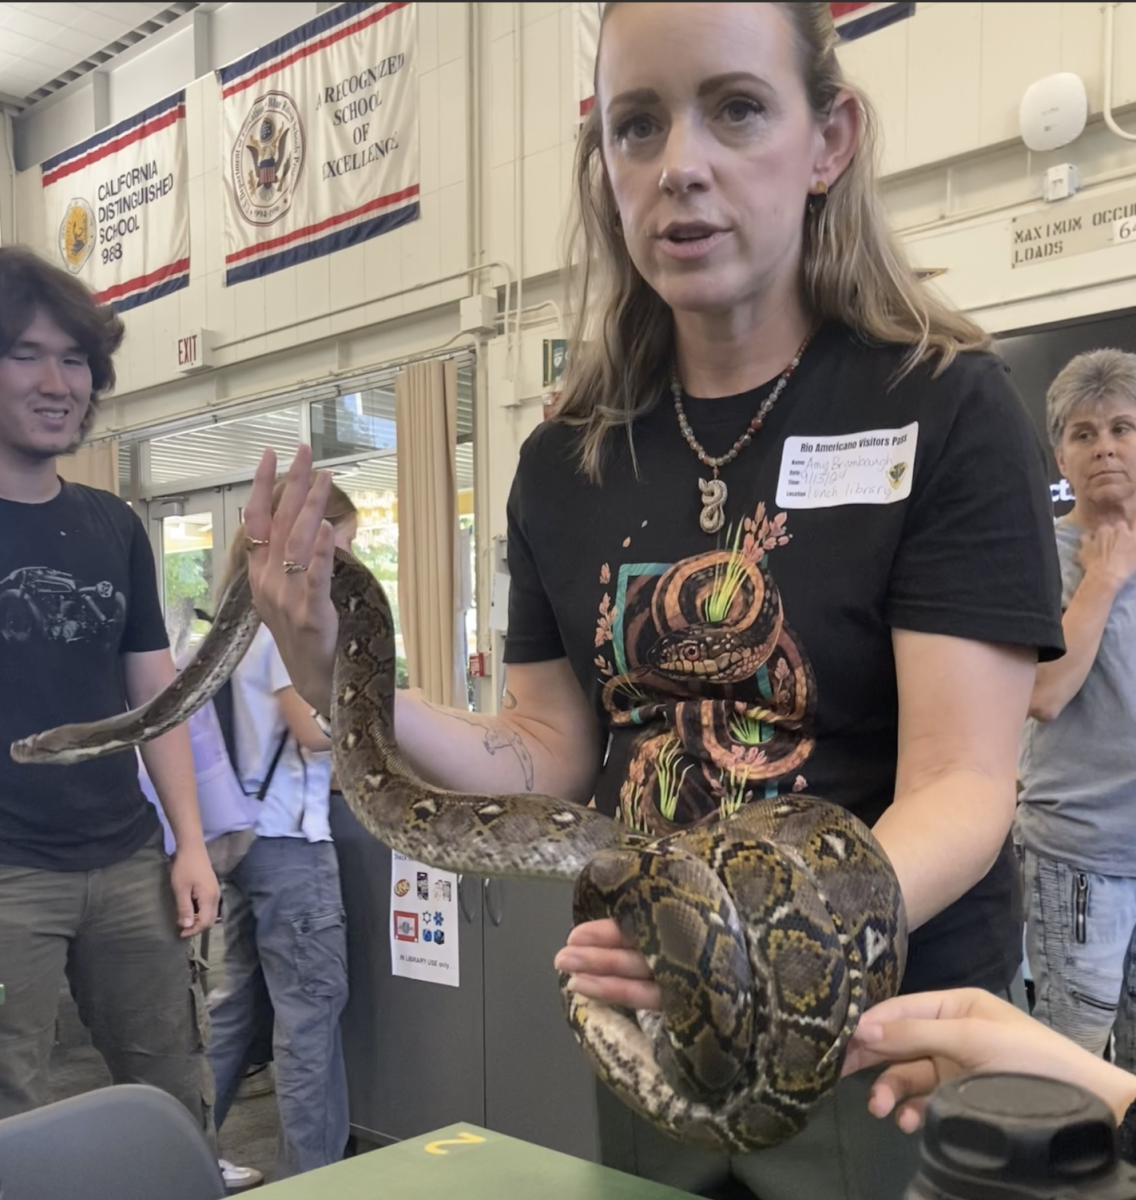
[1018,348,1136,1073]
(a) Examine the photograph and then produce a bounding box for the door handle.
[457,874,476,924]
[483,878,503,926]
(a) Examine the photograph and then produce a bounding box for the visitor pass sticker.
[776,423,918,509]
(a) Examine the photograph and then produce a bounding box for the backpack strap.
[194,606,290,803]
[213,678,240,776]
[256,730,290,802]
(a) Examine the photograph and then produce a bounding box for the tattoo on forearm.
[425,702,535,791]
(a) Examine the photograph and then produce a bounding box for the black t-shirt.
[0,481,169,871]
[504,322,1064,994]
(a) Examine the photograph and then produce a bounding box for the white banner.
[217,1,419,286]
[41,91,189,312]
[573,2,603,119]
[390,850,460,987]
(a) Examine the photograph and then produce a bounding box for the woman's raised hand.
[242,446,339,715]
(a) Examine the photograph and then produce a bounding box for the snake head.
[9,725,125,766]
[648,626,756,683]
[8,736,37,764]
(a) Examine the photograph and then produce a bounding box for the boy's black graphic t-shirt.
[505,323,1064,994]
[0,482,170,871]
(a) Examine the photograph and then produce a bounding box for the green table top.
[258,1123,696,1199]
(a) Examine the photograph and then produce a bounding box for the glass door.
[149,482,251,659]
[154,492,223,659]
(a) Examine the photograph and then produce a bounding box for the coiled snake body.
[10,550,907,1153]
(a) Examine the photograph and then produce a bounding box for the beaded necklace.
[671,327,816,534]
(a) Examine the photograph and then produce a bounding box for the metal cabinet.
[482,876,602,1160]
[330,795,486,1143]
[330,795,602,1159]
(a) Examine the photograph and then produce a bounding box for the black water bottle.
[905,1073,1136,1199]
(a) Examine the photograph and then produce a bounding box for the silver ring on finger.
[282,560,308,574]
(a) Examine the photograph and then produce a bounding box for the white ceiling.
[0,3,193,109]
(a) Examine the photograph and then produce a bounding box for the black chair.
[0,1084,225,1200]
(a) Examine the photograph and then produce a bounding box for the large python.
[10,549,907,1153]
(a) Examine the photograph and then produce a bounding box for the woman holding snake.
[242,4,1063,1198]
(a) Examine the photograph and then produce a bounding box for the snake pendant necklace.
[671,327,816,535]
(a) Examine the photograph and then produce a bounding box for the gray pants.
[1023,848,1136,1070]
[206,836,349,1179]
[0,834,216,1150]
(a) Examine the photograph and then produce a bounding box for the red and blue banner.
[217,1,419,286]
[41,91,189,313]
[830,3,916,42]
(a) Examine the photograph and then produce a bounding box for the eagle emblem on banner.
[231,90,305,227]
[246,114,292,195]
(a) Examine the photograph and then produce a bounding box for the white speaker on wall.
[1019,72,1088,152]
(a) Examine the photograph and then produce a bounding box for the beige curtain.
[57,439,119,494]
[395,360,465,706]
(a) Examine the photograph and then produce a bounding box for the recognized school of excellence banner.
[217,1,419,286]
[42,91,189,313]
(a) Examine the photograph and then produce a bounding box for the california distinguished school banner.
[41,91,189,312]
[217,1,419,286]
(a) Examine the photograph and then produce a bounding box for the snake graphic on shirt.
[594,502,817,838]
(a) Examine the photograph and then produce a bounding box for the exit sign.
[175,328,213,373]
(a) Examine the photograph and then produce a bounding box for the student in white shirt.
[205,479,358,1181]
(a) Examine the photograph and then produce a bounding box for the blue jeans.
[1023,848,1136,1070]
[207,837,349,1177]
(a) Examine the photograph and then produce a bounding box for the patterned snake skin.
[10,549,908,1153]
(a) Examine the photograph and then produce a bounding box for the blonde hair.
[217,476,357,600]
[556,1,992,480]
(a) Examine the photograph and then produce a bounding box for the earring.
[807,179,829,215]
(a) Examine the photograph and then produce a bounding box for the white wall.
[209,3,324,68]
[838,2,1122,177]
[108,26,197,125]
[12,1,475,411]
[0,114,14,246]
[841,2,1136,335]
[15,76,106,170]
[12,1,1136,688]
[16,1,1136,405]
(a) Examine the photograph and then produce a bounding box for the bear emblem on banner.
[58,198,96,274]
[231,90,305,227]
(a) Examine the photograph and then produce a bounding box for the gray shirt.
[1017,516,1136,874]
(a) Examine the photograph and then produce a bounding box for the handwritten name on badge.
[776,423,918,509]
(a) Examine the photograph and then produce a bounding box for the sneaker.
[237,1062,274,1099]
[219,1159,264,1192]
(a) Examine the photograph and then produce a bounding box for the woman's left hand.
[554,918,662,1010]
